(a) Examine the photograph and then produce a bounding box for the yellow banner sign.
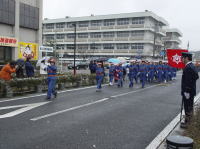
[18,42,38,60]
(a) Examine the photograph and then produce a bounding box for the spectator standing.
[181,52,199,128]
[25,56,34,77]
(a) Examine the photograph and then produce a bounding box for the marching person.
[128,61,138,88]
[96,62,105,92]
[148,61,155,83]
[156,61,163,83]
[46,58,57,100]
[180,52,199,128]
[138,60,147,88]
[108,63,115,85]
[115,63,124,87]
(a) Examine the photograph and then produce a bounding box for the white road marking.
[31,84,160,121]
[30,98,109,121]
[0,101,50,119]
[145,91,200,149]
[0,85,97,103]
[110,85,159,98]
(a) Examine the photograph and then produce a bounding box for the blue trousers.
[129,74,136,87]
[117,75,123,87]
[47,77,56,98]
[140,73,146,88]
[157,71,163,82]
[109,74,114,83]
[96,76,103,89]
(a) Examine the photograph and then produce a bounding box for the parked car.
[68,61,89,70]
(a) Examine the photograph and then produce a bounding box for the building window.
[67,22,76,28]
[56,23,65,28]
[90,44,101,50]
[103,44,114,49]
[0,46,12,62]
[0,0,15,25]
[104,19,115,26]
[78,33,88,38]
[131,31,144,37]
[117,31,129,37]
[78,21,89,27]
[67,33,75,39]
[57,44,65,50]
[117,43,129,49]
[91,20,102,26]
[46,24,54,29]
[45,35,54,40]
[66,44,74,49]
[131,43,144,49]
[20,2,39,30]
[103,32,115,38]
[132,17,145,24]
[56,34,65,39]
[78,44,88,50]
[117,18,129,25]
[90,33,101,38]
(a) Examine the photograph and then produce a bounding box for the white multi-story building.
[43,11,169,60]
[0,0,43,63]
[163,28,182,49]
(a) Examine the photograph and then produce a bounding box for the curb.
[146,91,200,149]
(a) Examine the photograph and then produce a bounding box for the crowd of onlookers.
[0,56,35,81]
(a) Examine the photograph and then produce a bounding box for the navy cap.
[182,52,192,59]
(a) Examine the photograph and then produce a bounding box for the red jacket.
[0,64,16,81]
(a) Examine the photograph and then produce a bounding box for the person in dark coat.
[181,52,199,128]
[89,61,97,74]
[16,59,25,78]
[25,56,34,77]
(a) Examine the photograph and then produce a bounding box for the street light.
[72,23,77,75]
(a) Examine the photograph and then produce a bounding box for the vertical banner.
[167,49,188,68]
[18,42,38,60]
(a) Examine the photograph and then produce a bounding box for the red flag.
[167,49,188,68]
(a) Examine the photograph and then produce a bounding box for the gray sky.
[43,0,200,51]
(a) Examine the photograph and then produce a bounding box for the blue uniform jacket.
[47,65,57,78]
[25,61,34,77]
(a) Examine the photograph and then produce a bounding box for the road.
[0,73,199,149]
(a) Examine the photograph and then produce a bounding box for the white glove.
[184,92,190,99]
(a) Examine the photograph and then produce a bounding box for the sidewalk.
[158,123,185,149]
[157,92,200,149]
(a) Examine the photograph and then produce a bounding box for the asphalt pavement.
[0,73,199,149]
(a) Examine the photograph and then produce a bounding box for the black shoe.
[180,122,188,129]
[54,92,57,98]
[46,97,51,100]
